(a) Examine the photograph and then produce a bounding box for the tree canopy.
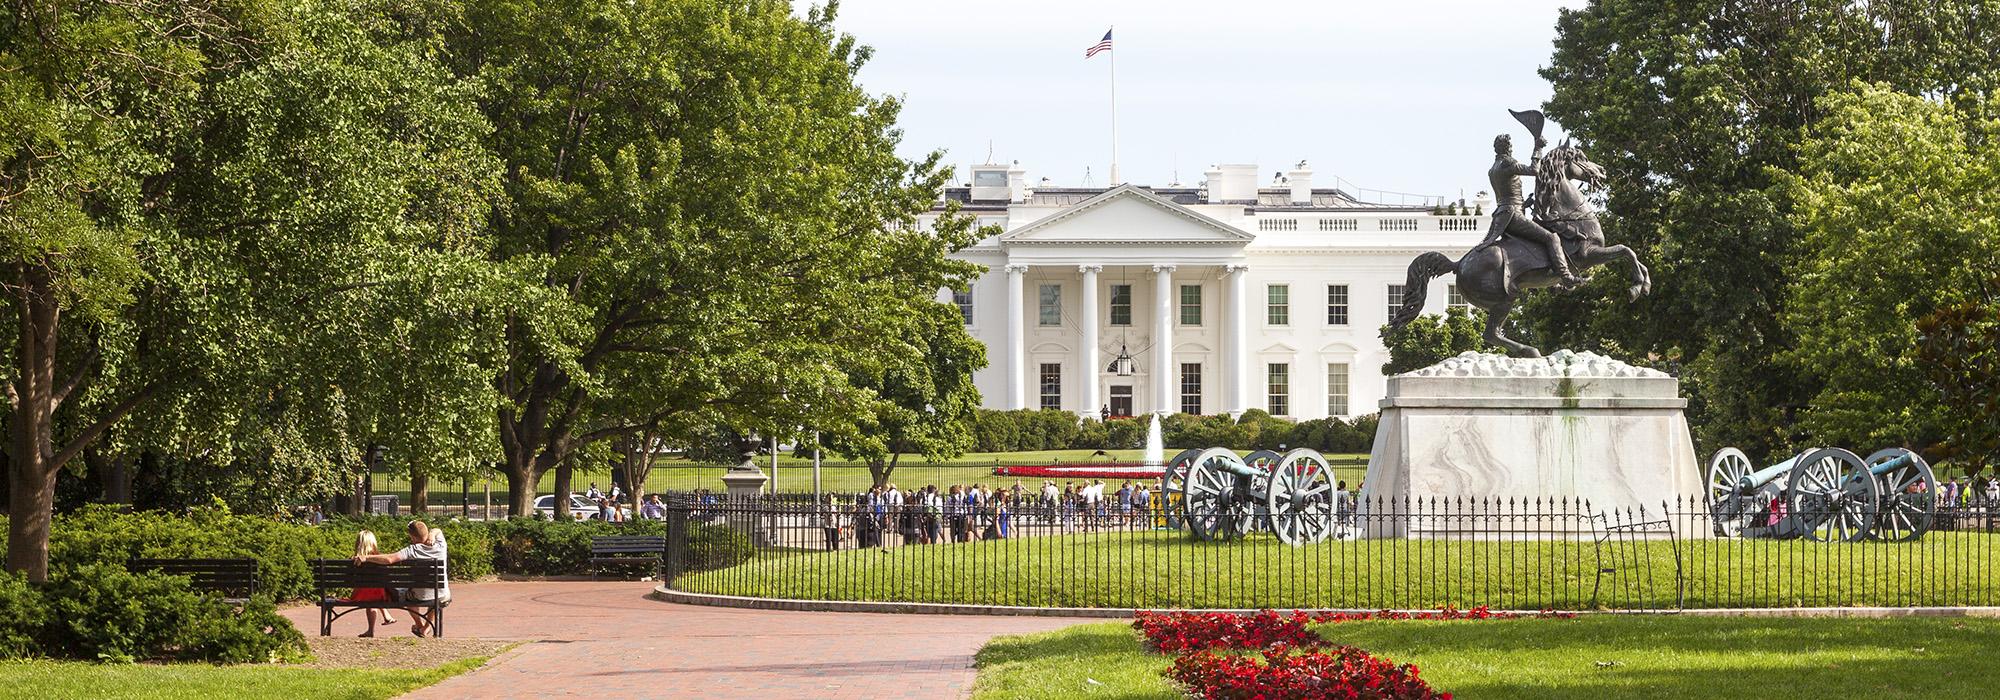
[1531,0,2000,461]
[1780,84,2000,475]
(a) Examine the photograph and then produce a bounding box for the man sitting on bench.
[353,520,451,637]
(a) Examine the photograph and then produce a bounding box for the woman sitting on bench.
[346,530,397,637]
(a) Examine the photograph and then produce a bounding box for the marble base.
[1357,351,1703,538]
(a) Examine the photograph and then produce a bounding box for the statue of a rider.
[1482,110,1583,289]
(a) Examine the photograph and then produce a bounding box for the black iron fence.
[656,493,2000,611]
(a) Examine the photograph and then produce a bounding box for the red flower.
[1135,608,1573,698]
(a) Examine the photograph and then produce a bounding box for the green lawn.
[676,529,2000,609]
[0,656,488,700]
[363,450,1368,505]
[973,616,2000,699]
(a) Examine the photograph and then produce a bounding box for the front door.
[1109,385,1133,419]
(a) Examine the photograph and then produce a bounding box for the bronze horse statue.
[1390,142,1650,358]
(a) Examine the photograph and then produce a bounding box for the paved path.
[282,580,1092,699]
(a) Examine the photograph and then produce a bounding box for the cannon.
[1862,447,1939,542]
[1706,446,1881,541]
[1178,447,1336,545]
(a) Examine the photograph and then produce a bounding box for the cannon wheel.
[1865,447,1937,543]
[1159,447,1204,530]
[1705,447,1758,537]
[1785,447,1878,543]
[1266,449,1335,545]
[1183,448,1249,541]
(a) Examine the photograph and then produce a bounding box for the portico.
[993,186,1255,416]
[941,163,1484,422]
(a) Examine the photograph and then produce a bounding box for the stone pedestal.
[719,455,771,544]
[1357,350,1702,538]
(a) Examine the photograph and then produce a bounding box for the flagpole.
[1109,25,1120,185]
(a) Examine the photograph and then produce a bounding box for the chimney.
[1201,165,1225,203]
[1205,164,1258,203]
[969,163,1010,202]
[1007,160,1028,203]
[1287,160,1313,205]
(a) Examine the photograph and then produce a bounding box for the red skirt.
[350,587,390,602]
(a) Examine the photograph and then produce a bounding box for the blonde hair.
[354,529,382,558]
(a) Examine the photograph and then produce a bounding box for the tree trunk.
[506,471,535,520]
[87,449,132,505]
[409,468,429,514]
[552,458,573,519]
[7,266,60,582]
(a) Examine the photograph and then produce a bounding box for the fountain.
[1144,413,1165,469]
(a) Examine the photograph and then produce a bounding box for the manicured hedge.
[969,409,1379,455]
[0,507,748,662]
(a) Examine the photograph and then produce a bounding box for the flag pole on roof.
[1086,27,1118,184]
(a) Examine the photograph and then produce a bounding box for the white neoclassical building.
[931,161,1488,421]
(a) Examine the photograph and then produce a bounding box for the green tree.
[1,0,507,580]
[450,0,983,517]
[1380,306,1490,375]
[821,303,985,488]
[1779,84,2000,473]
[1532,0,2000,459]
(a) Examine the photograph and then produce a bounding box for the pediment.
[1000,185,1254,246]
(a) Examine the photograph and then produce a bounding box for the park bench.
[589,535,667,577]
[128,558,259,604]
[310,558,449,637]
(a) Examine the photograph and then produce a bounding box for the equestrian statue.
[1390,109,1651,358]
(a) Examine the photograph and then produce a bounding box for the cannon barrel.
[1740,453,1805,493]
[1868,450,1916,477]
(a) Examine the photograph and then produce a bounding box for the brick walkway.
[280,580,1092,699]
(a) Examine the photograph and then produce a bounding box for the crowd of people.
[824,478,1197,550]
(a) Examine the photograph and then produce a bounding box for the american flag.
[1085,29,1112,58]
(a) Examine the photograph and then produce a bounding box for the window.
[1387,284,1406,320]
[1038,284,1062,326]
[1326,363,1350,417]
[1326,285,1349,326]
[952,288,974,325]
[1180,284,1203,326]
[1267,363,1290,416]
[1039,363,1062,410]
[1267,284,1290,325]
[974,170,1008,187]
[1447,284,1469,311]
[1110,284,1132,326]
[1180,363,1203,415]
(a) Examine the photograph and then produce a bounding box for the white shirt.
[396,532,450,601]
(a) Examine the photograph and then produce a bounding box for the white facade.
[931,162,1488,422]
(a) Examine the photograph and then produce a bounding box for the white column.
[1005,263,1029,410]
[1078,265,1102,418]
[1226,264,1251,416]
[1151,264,1176,415]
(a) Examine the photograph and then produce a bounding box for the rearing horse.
[1390,143,1650,358]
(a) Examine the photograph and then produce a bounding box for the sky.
[808,0,1586,205]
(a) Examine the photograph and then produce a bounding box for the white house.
[931,161,1488,422]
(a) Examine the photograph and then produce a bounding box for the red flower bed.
[1134,608,1574,653]
[991,464,1162,479]
[1168,643,1446,700]
[1134,609,1576,699]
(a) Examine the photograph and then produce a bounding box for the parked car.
[532,494,630,521]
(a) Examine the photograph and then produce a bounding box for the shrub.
[43,564,306,663]
[48,506,342,603]
[685,523,753,572]
[487,518,669,575]
[0,571,48,659]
